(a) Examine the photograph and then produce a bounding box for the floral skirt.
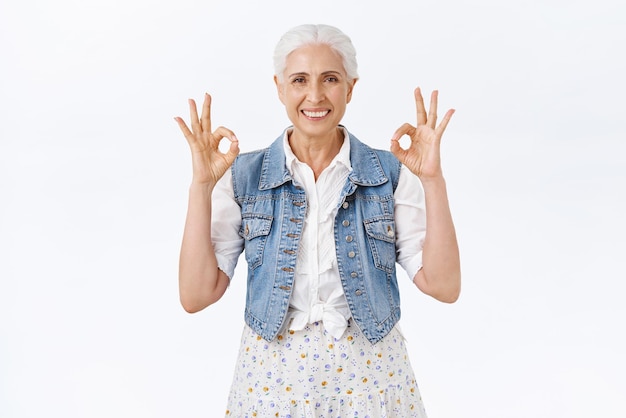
[225,320,428,417]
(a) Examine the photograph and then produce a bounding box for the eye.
[291,76,306,84]
[325,76,339,82]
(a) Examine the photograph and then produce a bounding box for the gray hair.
[273,24,359,83]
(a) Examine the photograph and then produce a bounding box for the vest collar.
[258,127,390,190]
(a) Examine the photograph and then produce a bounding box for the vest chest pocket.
[239,214,273,270]
[363,216,397,273]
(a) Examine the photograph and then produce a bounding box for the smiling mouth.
[302,110,330,118]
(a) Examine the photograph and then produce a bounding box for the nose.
[306,81,324,103]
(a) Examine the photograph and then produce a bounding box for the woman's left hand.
[390,87,455,180]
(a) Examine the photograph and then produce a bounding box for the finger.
[212,126,239,145]
[200,93,212,133]
[174,117,195,142]
[225,137,241,162]
[435,109,455,138]
[414,87,427,126]
[389,137,408,162]
[188,99,201,133]
[428,90,438,129]
[213,126,240,163]
[390,123,416,141]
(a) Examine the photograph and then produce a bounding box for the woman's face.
[275,44,356,141]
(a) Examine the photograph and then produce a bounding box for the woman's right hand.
[174,93,240,187]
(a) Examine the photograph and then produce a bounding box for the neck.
[288,127,344,179]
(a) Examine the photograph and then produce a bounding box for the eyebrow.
[287,70,343,78]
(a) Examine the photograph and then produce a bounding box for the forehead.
[284,44,345,74]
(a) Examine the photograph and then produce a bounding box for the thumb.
[390,139,406,162]
[224,136,240,163]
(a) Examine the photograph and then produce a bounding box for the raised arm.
[390,87,461,303]
[174,93,240,312]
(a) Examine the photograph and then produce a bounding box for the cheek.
[331,91,349,107]
[331,85,351,103]
[285,93,304,110]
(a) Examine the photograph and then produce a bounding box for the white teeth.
[303,110,329,118]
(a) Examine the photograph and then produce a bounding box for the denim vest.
[231,130,402,344]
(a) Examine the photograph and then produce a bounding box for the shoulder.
[233,132,285,170]
[348,130,399,168]
[234,148,267,165]
[231,148,267,196]
[347,131,402,190]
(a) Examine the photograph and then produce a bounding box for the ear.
[274,75,286,105]
[346,78,358,104]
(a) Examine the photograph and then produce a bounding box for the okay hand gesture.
[390,88,455,180]
[174,93,240,187]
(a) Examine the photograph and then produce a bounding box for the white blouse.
[211,128,427,339]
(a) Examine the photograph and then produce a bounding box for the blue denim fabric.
[231,129,401,344]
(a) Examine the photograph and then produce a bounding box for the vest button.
[342,220,350,227]
[345,235,353,242]
[350,272,357,278]
[342,202,349,209]
[348,251,355,258]
[355,289,363,296]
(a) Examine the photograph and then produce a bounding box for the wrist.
[418,174,446,189]
[189,180,215,195]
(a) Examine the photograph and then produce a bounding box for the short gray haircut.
[273,24,359,83]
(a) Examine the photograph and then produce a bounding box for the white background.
[1,0,625,417]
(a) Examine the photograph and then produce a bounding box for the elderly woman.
[175,24,460,417]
